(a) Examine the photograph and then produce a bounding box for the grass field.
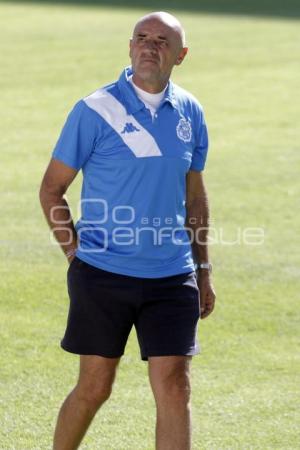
[0,1,300,448]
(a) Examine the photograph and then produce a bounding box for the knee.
[74,380,113,410]
[157,371,191,405]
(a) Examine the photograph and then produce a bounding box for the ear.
[129,38,133,58]
[175,47,188,66]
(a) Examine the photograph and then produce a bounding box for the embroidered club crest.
[176,118,192,143]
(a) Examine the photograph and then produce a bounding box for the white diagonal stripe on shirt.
[84,89,162,157]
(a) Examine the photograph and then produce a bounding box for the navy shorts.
[61,257,201,361]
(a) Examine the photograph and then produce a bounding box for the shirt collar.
[117,66,178,114]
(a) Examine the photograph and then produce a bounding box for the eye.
[158,40,168,48]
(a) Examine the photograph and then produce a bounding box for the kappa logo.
[121,122,140,134]
[176,118,192,143]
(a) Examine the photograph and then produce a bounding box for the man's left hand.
[196,272,216,319]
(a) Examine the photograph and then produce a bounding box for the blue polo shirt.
[52,67,209,278]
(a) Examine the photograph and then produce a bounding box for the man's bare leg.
[53,355,120,450]
[148,356,192,450]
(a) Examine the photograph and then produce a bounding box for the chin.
[135,68,159,82]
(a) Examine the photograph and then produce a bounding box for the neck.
[132,74,168,94]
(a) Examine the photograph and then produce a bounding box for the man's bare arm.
[185,170,216,318]
[39,158,78,263]
[186,170,210,264]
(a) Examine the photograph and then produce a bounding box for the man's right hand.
[66,248,77,264]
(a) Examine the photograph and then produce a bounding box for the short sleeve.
[190,108,209,172]
[52,100,99,170]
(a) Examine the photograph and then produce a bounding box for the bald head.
[129,11,188,92]
[133,11,186,47]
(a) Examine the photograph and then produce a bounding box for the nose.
[143,39,158,51]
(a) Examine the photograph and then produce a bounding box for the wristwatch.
[194,262,213,273]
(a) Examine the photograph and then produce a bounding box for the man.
[40,11,216,450]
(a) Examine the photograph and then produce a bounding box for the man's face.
[129,18,187,87]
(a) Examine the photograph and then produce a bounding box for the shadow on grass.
[1,0,300,20]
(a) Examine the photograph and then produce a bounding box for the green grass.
[1,1,300,449]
